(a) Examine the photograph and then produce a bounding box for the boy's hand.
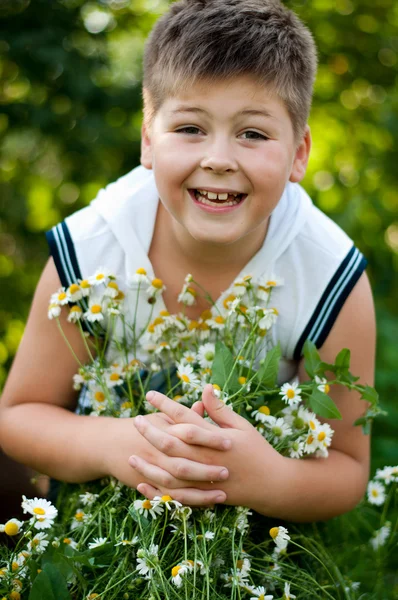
[129,384,285,510]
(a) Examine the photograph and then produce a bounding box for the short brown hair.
[143,0,317,140]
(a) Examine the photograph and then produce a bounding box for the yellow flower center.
[153,317,165,326]
[0,568,6,577]
[309,420,316,430]
[162,495,172,502]
[10,592,21,600]
[107,281,118,290]
[94,391,105,402]
[115,290,125,301]
[239,304,248,313]
[215,316,225,324]
[236,559,244,569]
[63,538,71,544]
[307,435,314,445]
[201,309,213,321]
[286,389,296,399]
[31,538,39,547]
[181,374,190,383]
[136,267,147,275]
[198,321,210,331]
[152,278,163,289]
[110,373,120,381]
[90,305,102,314]
[58,292,67,301]
[267,280,277,287]
[186,286,197,296]
[33,507,45,516]
[88,595,99,599]
[269,527,279,539]
[95,273,105,281]
[272,307,279,315]
[4,521,19,536]
[173,395,183,401]
[223,294,237,309]
[69,283,80,294]
[212,384,221,391]
[142,500,152,509]
[258,328,267,337]
[11,561,19,572]
[238,376,247,385]
[121,402,132,410]
[70,305,82,313]
[75,512,84,521]
[324,383,330,394]
[258,285,269,293]
[172,565,182,577]
[371,489,379,497]
[259,406,270,415]
[318,432,326,442]
[160,310,170,316]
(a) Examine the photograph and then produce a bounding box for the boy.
[0,0,375,522]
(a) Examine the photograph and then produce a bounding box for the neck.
[156,203,269,275]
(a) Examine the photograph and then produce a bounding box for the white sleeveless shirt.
[46,165,367,386]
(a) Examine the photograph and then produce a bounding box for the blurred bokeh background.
[0,0,397,513]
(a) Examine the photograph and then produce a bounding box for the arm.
[129,273,375,521]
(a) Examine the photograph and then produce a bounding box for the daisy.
[105,364,124,388]
[104,281,119,298]
[289,439,305,459]
[71,509,88,529]
[21,496,58,530]
[367,481,386,506]
[136,544,159,578]
[67,305,83,323]
[283,582,296,599]
[370,522,391,550]
[154,341,171,355]
[171,563,190,588]
[197,343,215,368]
[153,495,183,511]
[0,518,24,536]
[78,278,92,296]
[84,300,104,323]
[79,492,99,506]
[115,536,140,546]
[66,282,83,302]
[88,537,107,549]
[50,288,69,306]
[269,417,292,442]
[314,423,333,448]
[88,267,113,286]
[252,405,272,424]
[48,303,61,319]
[232,278,250,297]
[147,277,166,298]
[250,585,274,599]
[133,498,164,520]
[62,537,78,549]
[27,532,49,553]
[375,465,398,485]
[314,375,331,394]
[279,382,302,406]
[304,432,319,454]
[177,362,200,389]
[258,308,278,330]
[130,267,150,285]
[181,350,197,363]
[178,284,197,306]
[208,315,227,330]
[269,525,290,550]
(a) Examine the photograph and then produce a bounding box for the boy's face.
[141,75,311,249]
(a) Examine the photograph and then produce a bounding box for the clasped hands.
[128,383,283,509]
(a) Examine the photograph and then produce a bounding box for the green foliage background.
[0,0,397,470]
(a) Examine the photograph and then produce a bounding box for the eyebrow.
[169,106,276,120]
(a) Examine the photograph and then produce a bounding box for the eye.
[175,126,202,135]
[240,130,268,141]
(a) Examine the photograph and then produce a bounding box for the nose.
[200,137,238,173]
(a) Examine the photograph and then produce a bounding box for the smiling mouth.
[191,189,247,207]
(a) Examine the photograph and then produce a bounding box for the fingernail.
[219,469,229,480]
[215,494,226,503]
[129,456,137,468]
[222,439,231,450]
[146,391,155,403]
[134,415,143,427]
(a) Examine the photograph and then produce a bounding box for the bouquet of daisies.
[0,269,395,600]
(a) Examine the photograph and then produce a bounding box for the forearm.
[252,450,369,522]
[0,403,132,483]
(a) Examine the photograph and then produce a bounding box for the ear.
[140,121,153,169]
[289,125,311,183]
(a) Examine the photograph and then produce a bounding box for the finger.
[168,423,232,451]
[129,454,229,485]
[202,384,251,430]
[137,482,226,507]
[146,390,213,430]
[134,416,231,453]
[191,400,205,417]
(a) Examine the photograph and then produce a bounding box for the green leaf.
[308,388,342,419]
[29,563,71,600]
[211,341,239,393]
[335,348,351,371]
[359,384,379,406]
[256,343,281,388]
[303,339,322,378]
